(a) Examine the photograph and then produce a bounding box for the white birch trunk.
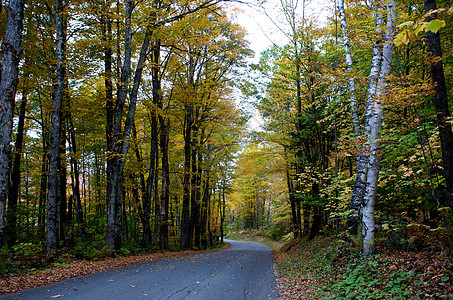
[362,0,397,256]
[347,9,384,234]
[337,0,359,139]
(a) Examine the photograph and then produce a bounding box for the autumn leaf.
[394,29,412,47]
[425,19,446,33]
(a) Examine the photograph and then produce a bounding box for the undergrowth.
[275,236,453,299]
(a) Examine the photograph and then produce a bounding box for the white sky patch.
[226,0,332,61]
[224,0,333,131]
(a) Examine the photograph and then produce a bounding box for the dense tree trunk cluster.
[0,0,250,255]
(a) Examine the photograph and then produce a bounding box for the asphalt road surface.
[2,240,279,300]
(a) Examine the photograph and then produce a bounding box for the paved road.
[2,240,279,300]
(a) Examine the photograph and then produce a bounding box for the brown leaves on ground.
[274,239,321,300]
[370,249,453,298]
[273,236,453,299]
[0,244,230,296]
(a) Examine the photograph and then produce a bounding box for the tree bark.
[0,0,25,246]
[106,0,154,251]
[423,0,453,207]
[159,119,170,249]
[46,0,65,256]
[38,107,50,238]
[68,114,86,236]
[284,150,299,238]
[180,102,192,249]
[200,169,210,249]
[347,11,385,237]
[59,95,68,246]
[105,0,133,252]
[362,0,397,256]
[6,82,27,247]
[337,0,362,235]
[190,113,200,248]
[337,0,359,139]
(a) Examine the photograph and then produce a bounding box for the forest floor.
[228,231,453,299]
[0,243,229,296]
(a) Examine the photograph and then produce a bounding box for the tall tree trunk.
[141,38,162,248]
[103,4,113,157]
[59,101,67,246]
[0,0,25,246]
[194,133,203,248]
[46,0,65,256]
[200,169,210,249]
[423,0,453,207]
[362,0,397,255]
[153,152,159,246]
[68,114,86,236]
[284,150,299,238]
[159,119,170,249]
[38,107,49,238]
[190,115,200,249]
[131,124,146,232]
[143,110,157,247]
[106,0,153,251]
[181,103,192,249]
[106,0,133,252]
[347,11,385,237]
[337,0,363,236]
[6,82,27,247]
[337,0,359,138]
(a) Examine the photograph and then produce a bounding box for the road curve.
[2,240,279,300]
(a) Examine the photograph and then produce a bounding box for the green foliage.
[268,223,287,240]
[277,236,452,299]
[69,235,107,260]
[11,243,42,257]
[315,256,415,299]
[438,207,453,229]
[0,242,46,277]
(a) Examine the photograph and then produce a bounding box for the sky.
[227,0,333,61]
[228,0,334,130]
[224,0,333,130]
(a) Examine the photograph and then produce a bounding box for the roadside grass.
[228,230,453,299]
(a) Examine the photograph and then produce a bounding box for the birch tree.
[362,0,397,256]
[337,0,362,235]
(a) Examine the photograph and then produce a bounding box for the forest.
[232,0,453,255]
[0,0,452,295]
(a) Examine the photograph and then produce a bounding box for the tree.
[46,0,66,256]
[362,0,397,255]
[423,0,453,207]
[337,0,362,236]
[0,0,25,246]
